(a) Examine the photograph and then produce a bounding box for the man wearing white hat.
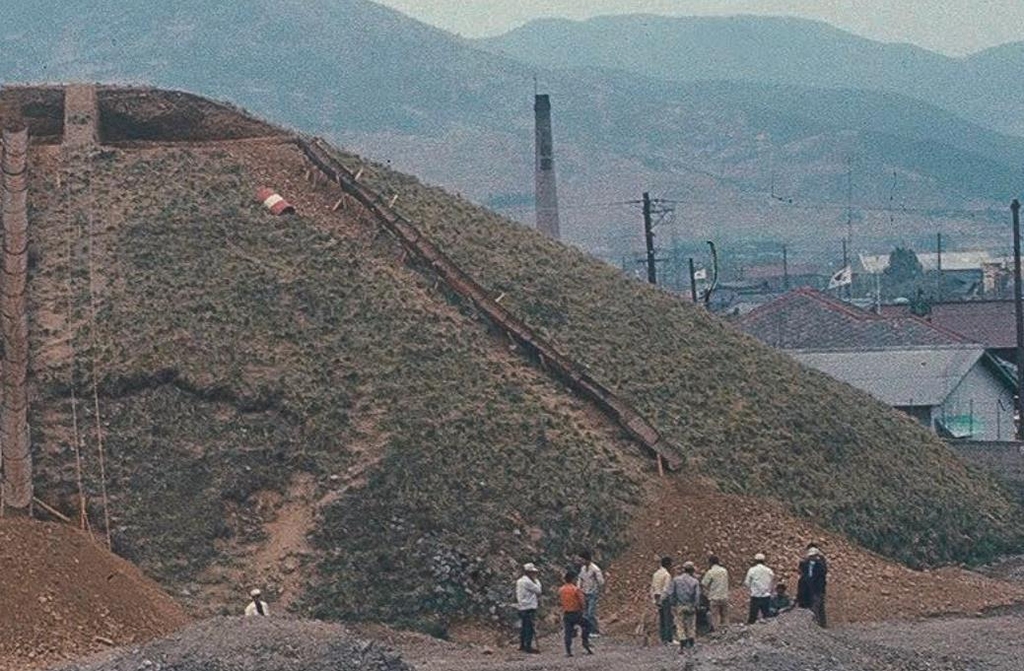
[244,588,269,617]
[743,553,774,624]
[515,563,542,653]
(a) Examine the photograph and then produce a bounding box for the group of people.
[652,545,828,653]
[515,544,826,657]
[515,550,606,657]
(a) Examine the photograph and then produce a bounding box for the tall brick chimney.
[534,94,560,240]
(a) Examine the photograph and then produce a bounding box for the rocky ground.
[40,606,1024,671]
[51,617,412,671]
[399,609,1024,671]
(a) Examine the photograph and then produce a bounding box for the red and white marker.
[255,187,295,215]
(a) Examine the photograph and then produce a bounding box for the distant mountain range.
[3,1,1021,260]
[478,14,1024,138]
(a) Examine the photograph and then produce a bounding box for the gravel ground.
[50,617,411,671]
[45,609,1024,671]
[403,609,1024,671]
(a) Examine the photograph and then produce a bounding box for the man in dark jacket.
[801,546,828,627]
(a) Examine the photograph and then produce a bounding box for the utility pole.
[782,244,790,291]
[1012,199,1024,440]
[936,232,943,301]
[642,192,656,284]
[842,239,851,300]
[688,258,698,303]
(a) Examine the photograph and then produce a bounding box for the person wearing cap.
[743,553,774,624]
[802,546,828,627]
[516,563,543,653]
[668,561,701,650]
[701,555,730,632]
[650,556,675,644]
[575,549,606,636]
[244,588,269,617]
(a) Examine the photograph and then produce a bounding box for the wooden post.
[1,125,32,512]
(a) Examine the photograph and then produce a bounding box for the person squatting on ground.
[651,556,675,644]
[244,588,269,617]
[669,561,701,651]
[516,563,542,653]
[576,549,606,636]
[744,553,775,624]
[559,570,593,657]
[768,583,795,617]
[802,546,828,627]
[701,554,730,632]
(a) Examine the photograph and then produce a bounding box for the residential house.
[739,288,1015,441]
[791,346,1015,441]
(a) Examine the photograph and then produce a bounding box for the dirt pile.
[52,617,412,671]
[602,478,1024,632]
[0,518,189,671]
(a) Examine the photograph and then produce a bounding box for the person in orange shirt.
[559,570,593,657]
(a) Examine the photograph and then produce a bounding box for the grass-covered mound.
[322,144,1023,568]
[29,144,643,633]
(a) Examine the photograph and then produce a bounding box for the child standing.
[559,570,593,657]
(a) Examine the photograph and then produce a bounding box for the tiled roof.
[738,287,967,350]
[882,300,1016,350]
[789,345,989,407]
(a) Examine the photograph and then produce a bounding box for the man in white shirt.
[576,550,606,636]
[244,588,269,617]
[515,563,542,653]
[701,554,730,632]
[650,556,675,644]
[743,553,775,624]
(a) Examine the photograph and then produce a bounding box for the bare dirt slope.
[0,518,189,671]
[602,478,1024,633]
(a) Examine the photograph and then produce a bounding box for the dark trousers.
[518,609,537,651]
[657,598,676,643]
[563,611,590,654]
[810,593,827,628]
[747,597,770,624]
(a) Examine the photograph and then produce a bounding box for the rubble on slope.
[602,477,1024,632]
[0,519,189,671]
[52,617,412,671]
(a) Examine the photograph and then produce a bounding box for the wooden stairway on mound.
[297,137,684,472]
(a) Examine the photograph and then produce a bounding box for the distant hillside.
[2,1,1020,260]
[479,14,1024,138]
[22,87,1021,635]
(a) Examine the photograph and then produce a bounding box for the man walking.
[803,546,828,627]
[701,555,729,632]
[559,570,593,656]
[651,556,675,644]
[516,563,542,653]
[668,561,701,651]
[576,550,606,636]
[743,553,774,624]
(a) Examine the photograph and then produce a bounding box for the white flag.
[828,265,852,289]
[693,268,708,281]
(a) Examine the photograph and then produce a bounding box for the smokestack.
[534,94,560,239]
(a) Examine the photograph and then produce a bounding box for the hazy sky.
[374,0,1021,56]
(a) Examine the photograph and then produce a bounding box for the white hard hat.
[250,588,262,597]
[523,562,538,573]
[807,547,821,557]
[754,552,766,562]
